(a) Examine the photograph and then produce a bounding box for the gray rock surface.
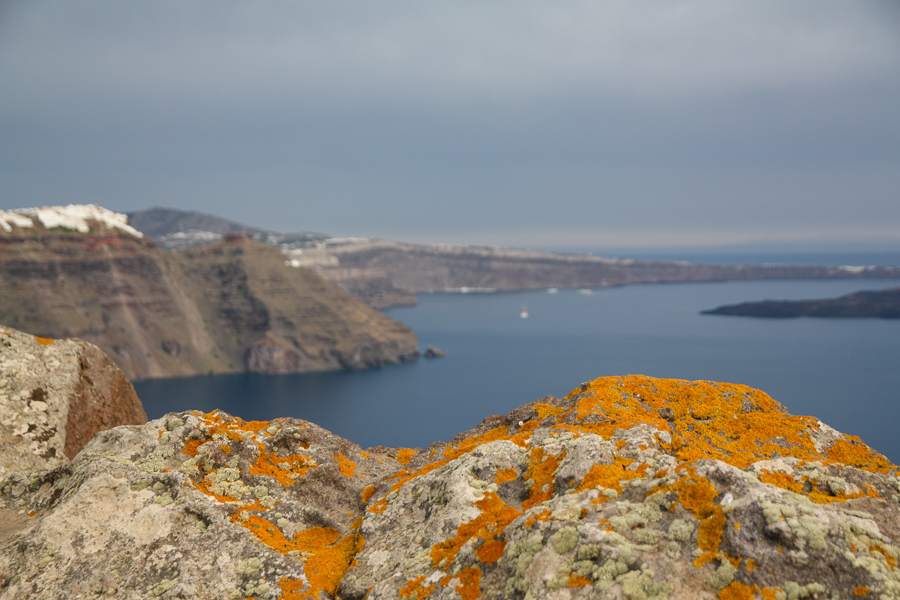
[2,374,899,600]
[0,326,146,478]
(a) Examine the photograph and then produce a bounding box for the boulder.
[424,345,446,358]
[0,326,146,477]
[2,375,899,600]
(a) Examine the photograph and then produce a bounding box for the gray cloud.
[1,0,899,248]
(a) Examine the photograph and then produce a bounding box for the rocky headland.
[1,333,898,600]
[126,208,900,309]
[702,287,900,319]
[289,239,900,308]
[0,207,418,380]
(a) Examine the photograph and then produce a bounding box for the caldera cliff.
[1,332,897,600]
[0,214,418,380]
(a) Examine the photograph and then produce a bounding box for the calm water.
[135,278,900,462]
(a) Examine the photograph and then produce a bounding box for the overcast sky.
[1,0,899,250]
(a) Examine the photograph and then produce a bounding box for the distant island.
[702,286,900,319]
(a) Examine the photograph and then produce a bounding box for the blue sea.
[135,277,900,463]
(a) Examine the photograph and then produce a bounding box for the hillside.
[0,207,418,380]
[702,286,900,319]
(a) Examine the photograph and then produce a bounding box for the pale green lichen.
[504,534,544,596]
[667,519,694,542]
[38,548,57,570]
[551,526,579,554]
[632,528,665,545]
[577,544,602,560]
[617,568,673,600]
[130,479,154,492]
[179,458,200,477]
[779,581,826,600]
[147,577,178,597]
[205,468,250,499]
[166,418,184,431]
[153,493,173,507]
[708,560,736,590]
[135,452,169,473]
[235,557,261,576]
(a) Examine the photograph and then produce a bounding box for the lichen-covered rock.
[0,410,409,599]
[2,375,899,600]
[0,326,146,477]
[345,376,900,600]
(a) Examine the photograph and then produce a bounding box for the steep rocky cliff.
[2,374,897,599]
[0,214,418,380]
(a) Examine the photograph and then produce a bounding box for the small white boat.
[520,304,529,319]
[547,288,558,294]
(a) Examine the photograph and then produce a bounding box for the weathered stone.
[0,325,146,477]
[2,374,899,600]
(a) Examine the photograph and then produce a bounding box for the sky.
[1,0,899,251]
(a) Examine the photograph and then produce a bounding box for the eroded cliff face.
[0,226,418,379]
[2,375,898,600]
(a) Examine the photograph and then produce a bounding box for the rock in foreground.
[2,376,899,600]
[0,326,146,477]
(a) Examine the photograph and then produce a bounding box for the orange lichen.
[454,566,482,600]
[494,467,517,485]
[292,527,359,598]
[855,586,870,596]
[576,457,642,495]
[870,543,898,569]
[399,576,435,600]
[695,507,727,567]
[522,447,566,509]
[34,336,54,345]
[475,539,507,564]
[337,452,360,477]
[278,577,305,600]
[829,439,894,470]
[182,439,205,457]
[248,445,315,487]
[535,403,565,420]
[759,470,805,494]
[395,448,417,465]
[760,588,783,600]
[718,582,757,600]
[567,573,592,587]
[745,558,757,573]
[658,467,728,567]
[430,493,521,568]
[565,376,892,473]
[361,485,376,504]
[239,515,300,554]
[525,509,553,528]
